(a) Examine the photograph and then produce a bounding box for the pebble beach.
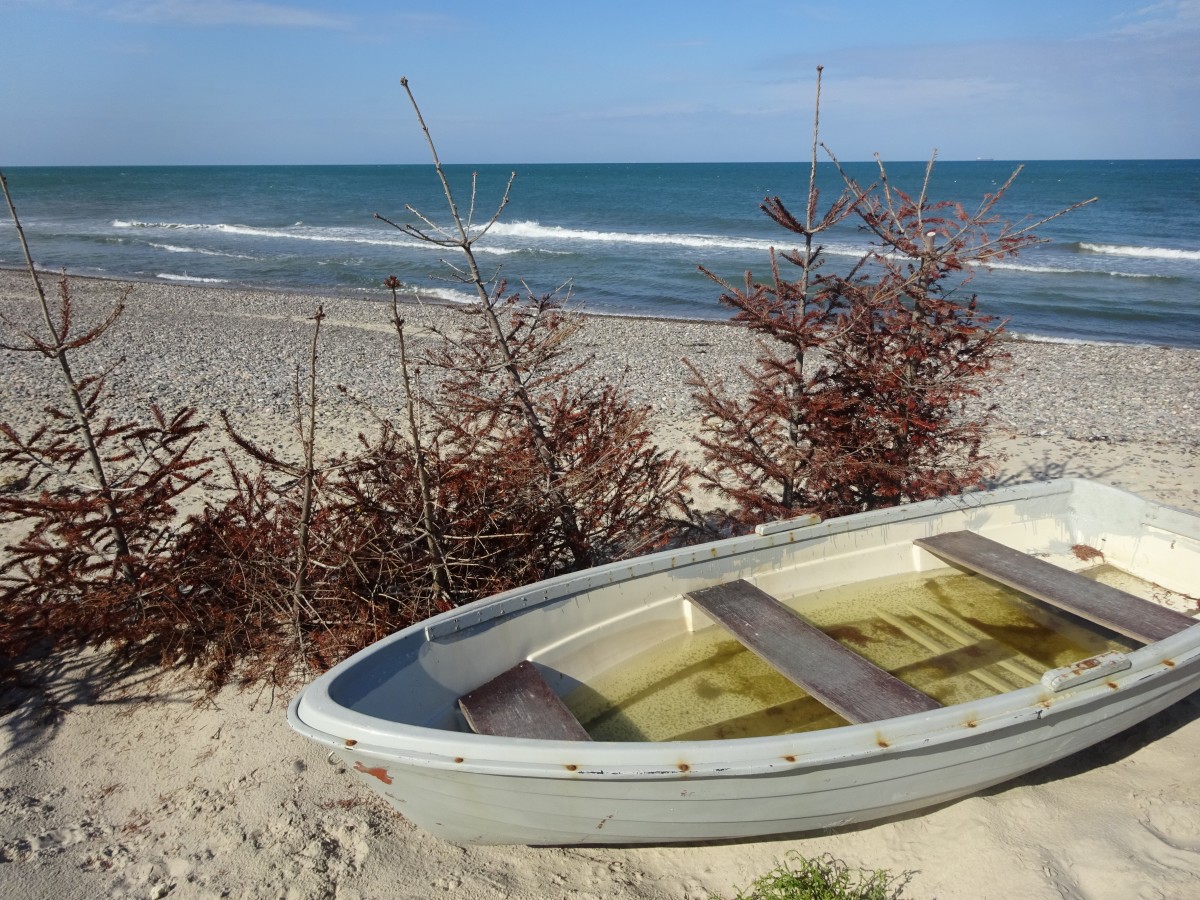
[2,270,1200,898]
[3,271,1199,442]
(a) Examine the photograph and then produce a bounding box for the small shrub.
[717,852,914,900]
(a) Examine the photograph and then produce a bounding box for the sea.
[2,160,1198,348]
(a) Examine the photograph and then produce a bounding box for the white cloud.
[1111,0,1200,35]
[105,0,349,28]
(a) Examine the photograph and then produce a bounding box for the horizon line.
[4,157,1199,170]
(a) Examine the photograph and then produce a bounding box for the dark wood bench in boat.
[459,660,593,741]
[685,580,942,725]
[915,531,1196,644]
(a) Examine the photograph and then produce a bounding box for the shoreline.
[3,265,1196,353]
[2,269,1200,898]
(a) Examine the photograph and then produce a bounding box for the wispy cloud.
[104,1,350,28]
[1110,0,1200,35]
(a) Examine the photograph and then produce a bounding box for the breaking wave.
[1073,242,1200,261]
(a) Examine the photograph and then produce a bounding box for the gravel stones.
[1,271,1197,449]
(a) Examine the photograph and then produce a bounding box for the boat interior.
[458,530,1198,743]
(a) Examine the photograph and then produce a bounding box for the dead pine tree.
[382,275,455,605]
[154,302,402,689]
[0,169,210,675]
[329,276,549,618]
[684,67,861,527]
[685,68,1096,528]
[375,77,592,568]
[215,307,335,676]
[374,78,690,573]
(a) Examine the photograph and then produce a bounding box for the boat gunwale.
[287,623,1200,779]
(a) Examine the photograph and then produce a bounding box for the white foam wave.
[988,260,1156,278]
[156,273,228,284]
[358,281,476,305]
[148,242,254,259]
[111,218,529,257]
[1078,242,1200,261]
[479,246,571,257]
[486,219,775,252]
[117,218,415,247]
[114,219,205,230]
[1007,331,1131,348]
[416,285,476,305]
[484,220,880,261]
[116,217,781,258]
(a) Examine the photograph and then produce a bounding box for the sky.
[1,0,1197,166]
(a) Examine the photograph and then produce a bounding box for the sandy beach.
[2,272,1199,899]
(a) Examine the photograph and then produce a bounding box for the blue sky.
[1,0,1197,165]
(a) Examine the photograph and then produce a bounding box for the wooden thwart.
[459,660,593,742]
[915,531,1196,644]
[685,580,942,725]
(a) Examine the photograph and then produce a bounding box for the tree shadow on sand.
[0,647,201,777]
[983,446,1126,490]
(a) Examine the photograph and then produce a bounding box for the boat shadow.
[979,689,1200,796]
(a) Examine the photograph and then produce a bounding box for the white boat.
[287,479,1200,845]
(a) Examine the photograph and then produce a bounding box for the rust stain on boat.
[1071,544,1104,562]
[353,761,393,784]
[677,762,691,773]
[564,764,578,772]
[1071,656,1108,674]
[1162,658,1176,668]
[344,738,358,747]
[782,755,797,763]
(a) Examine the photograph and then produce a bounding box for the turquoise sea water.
[2,160,1198,347]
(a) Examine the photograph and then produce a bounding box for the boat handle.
[755,513,822,537]
[1040,650,1131,692]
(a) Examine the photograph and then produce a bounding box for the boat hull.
[288,479,1200,845]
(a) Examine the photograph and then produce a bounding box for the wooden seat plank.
[459,660,592,741]
[915,531,1196,644]
[685,580,942,725]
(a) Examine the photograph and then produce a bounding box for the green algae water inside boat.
[287,479,1200,845]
